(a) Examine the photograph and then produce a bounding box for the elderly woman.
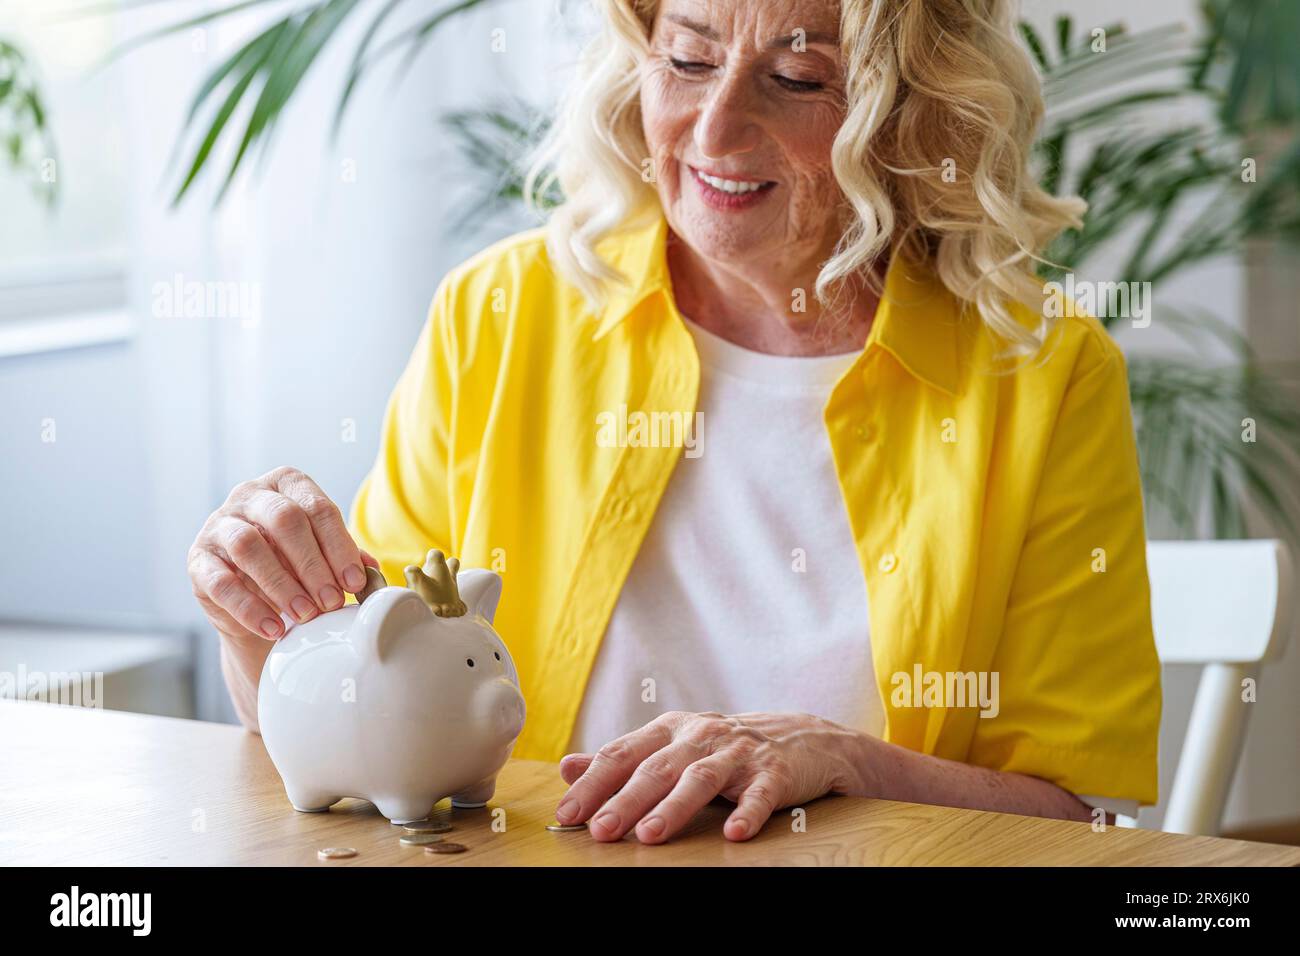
[190,0,1161,844]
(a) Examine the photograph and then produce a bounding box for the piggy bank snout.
[476,677,525,742]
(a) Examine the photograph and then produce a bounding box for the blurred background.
[1,0,1296,837]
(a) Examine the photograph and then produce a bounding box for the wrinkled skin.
[557,711,873,844]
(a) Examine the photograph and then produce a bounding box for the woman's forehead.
[655,0,842,47]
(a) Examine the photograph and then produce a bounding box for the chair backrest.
[1142,539,1295,835]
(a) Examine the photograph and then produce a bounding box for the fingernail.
[640,816,665,839]
[342,564,365,591]
[556,798,578,823]
[260,618,283,639]
[291,596,317,622]
[319,585,343,610]
[729,818,750,838]
[594,811,620,834]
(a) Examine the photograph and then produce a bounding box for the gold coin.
[316,847,357,860]
[402,820,452,834]
[424,842,468,855]
[399,833,444,846]
[545,822,588,832]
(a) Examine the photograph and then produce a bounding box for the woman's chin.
[671,215,779,268]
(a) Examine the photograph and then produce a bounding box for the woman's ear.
[456,568,504,624]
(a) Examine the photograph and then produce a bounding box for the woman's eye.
[669,57,713,75]
[773,74,823,92]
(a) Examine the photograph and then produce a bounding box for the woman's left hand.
[554,711,876,843]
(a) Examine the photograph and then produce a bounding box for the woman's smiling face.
[640,0,847,268]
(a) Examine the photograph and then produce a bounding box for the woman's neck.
[665,232,881,357]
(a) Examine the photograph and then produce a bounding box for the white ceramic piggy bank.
[257,550,525,824]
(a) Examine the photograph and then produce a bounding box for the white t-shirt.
[568,314,1138,821]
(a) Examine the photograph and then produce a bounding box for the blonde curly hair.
[524,0,1085,357]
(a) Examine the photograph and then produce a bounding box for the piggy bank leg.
[373,795,436,825]
[450,775,497,809]
[285,785,341,813]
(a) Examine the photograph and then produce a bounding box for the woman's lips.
[687,165,777,211]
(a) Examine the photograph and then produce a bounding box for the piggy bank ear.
[456,569,503,624]
[354,587,431,662]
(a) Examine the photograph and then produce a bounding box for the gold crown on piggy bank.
[354,549,467,618]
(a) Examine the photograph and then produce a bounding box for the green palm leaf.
[98,0,496,202]
[0,38,58,205]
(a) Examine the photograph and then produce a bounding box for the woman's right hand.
[188,465,377,644]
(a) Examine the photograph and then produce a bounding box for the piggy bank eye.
[493,651,501,661]
[466,658,475,668]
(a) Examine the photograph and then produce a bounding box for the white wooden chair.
[1137,539,1295,835]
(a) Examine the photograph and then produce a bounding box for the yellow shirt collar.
[589,211,965,397]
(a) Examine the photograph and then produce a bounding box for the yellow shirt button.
[855,423,875,442]
[879,552,898,573]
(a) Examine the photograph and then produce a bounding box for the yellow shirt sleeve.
[968,328,1162,806]
[346,277,457,591]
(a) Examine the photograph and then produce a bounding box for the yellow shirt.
[348,212,1162,805]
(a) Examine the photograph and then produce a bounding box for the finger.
[554,720,676,825]
[589,739,714,843]
[201,573,282,641]
[213,515,320,625]
[359,549,381,570]
[558,752,647,816]
[722,771,784,842]
[243,488,344,612]
[635,752,740,845]
[559,753,594,786]
[190,547,284,640]
[275,471,367,594]
[233,565,280,615]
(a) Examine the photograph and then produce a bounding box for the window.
[0,1,128,332]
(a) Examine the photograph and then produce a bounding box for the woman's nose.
[694,75,761,160]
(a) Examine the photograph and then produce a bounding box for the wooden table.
[3,700,1297,866]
